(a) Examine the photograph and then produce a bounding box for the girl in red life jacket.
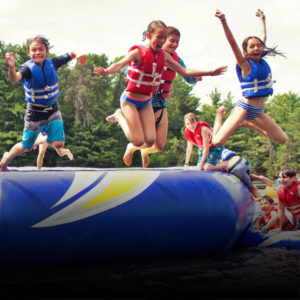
[122,26,225,168]
[252,195,279,233]
[212,9,287,149]
[183,113,227,171]
[94,21,227,165]
[272,167,300,231]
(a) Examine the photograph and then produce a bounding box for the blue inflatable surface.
[0,167,254,264]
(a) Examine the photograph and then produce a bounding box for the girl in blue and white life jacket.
[0,36,86,171]
[212,9,287,148]
[94,21,227,166]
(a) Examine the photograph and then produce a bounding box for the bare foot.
[141,150,150,168]
[106,108,122,122]
[123,144,134,167]
[0,152,9,171]
[65,149,74,160]
[217,106,226,116]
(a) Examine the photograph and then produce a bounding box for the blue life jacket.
[20,58,60,106]
[236,58,274,98]
[220,148,237,162]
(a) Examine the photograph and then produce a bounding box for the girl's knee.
[144,138,155,148]
[212,136,224,148]
[155,142,165,151]
[51,141,65,149]
[277,133,288,144]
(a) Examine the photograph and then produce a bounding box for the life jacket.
[261,206,278,229]
[277,181,300,218]
[220,148,237,162]
[126,45,165,96]
[20,58,60,106]
[160,52,178,98]
[236,58,274,98]
[184,121,213,149]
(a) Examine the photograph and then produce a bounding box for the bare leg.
[56,148,74,160]
[241,113,287,144]
[141,108,168,168]
[121,102,156,166]
[0,143,30,171]
[37,143,48,170]
[212,106,247,147]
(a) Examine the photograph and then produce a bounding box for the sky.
[1,0,300,105]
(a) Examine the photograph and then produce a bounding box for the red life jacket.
[160,52,178,98]
[126,45,165,96]
[277,181,300,218]
[184,121,213,149]
[261,207,278,229]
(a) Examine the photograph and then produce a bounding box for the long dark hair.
[242,36,286,59]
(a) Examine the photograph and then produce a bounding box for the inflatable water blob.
[0,167,253,264]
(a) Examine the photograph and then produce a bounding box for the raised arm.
[165,51,227,78]
[94,49,140,77]
[256,9,266,44]
[215,9,249,72]
[5,52,22,82]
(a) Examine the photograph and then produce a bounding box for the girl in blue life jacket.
[1,35,86,171]
[212,9,287,148]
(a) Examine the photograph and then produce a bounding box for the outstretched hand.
[215,9,225,20]
[77,55,87,66]
[94,66,108,77]
[212,65,228,76]
[5,52,15,68]
[256,9,265,20]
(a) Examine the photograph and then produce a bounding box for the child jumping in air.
[121,26,223,168]
[94,20,227,166]
[212,9,287,147]
[0,35,86,171]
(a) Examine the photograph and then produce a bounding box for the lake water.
[0,246,298,300]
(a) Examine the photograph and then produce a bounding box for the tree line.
[0,41,299,179]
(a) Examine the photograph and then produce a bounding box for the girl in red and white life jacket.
[212,9,287,149]
[183,113,227,171]
[94,21,227,164]
[273,167,300,231]
[122,26,225,168]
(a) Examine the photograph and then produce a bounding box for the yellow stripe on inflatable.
[81,172,149,209]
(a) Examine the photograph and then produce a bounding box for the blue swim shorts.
[120,91,152,110]
[22,120,65,150]
[198,145,224,166]
[234,99,264,120]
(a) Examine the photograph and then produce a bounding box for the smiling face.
[163,33,180,54]
[27,40,48,66]
[243,37,264,62]
[278,172,296,190]
[147,26,167,53]
[260,198,272,212]
[184,118,198,132]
